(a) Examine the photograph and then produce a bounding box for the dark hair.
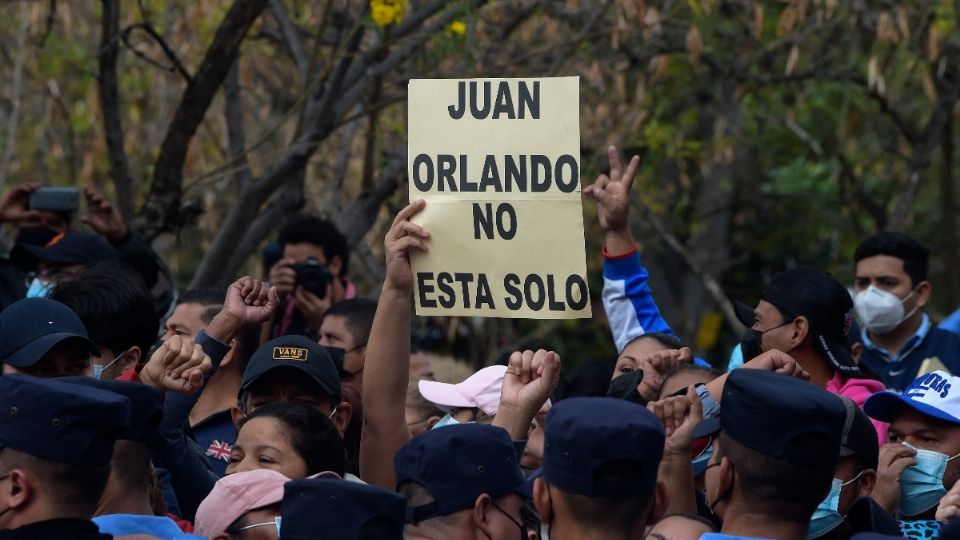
[553,459,656,535]
[176,287,226,325]
[626,332,683,350]
[49,260,159,357]
[854,232,930,287]
[659,365,723,399]
[240,401,346,476]
[278,217,350,274]
[555,358,616,401]
[652,513,717,532]
[715,432,833,523]
[0,447,110,515]
[323,298,378,346]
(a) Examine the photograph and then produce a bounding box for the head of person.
[864,370,960,517]
[0,374,130,528]
[405,380,444,437]
[11,231,117,299]
[853,232,931,336]
[0,297,101,378]
[658,364,723,400]
[48,261,159,380]
[534,397,667,539]
[58,378,164,516]
[613,332,681,380]
[417,365,506,426]
[233,336,351,435]
[409,344,434,380]
[735,268,860,377]
[645,513,716,540]
[396,423,528,540]
[278,216,349,299]
[195,469,306,540]
[280,478,406,540]
[318,298,377,383]
[692,370,846,534]
[227,401,345,479]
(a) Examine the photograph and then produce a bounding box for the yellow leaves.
[448,21,466,35]
[370,0,406,27]
[785,44,800,76]
[686,25,703,64]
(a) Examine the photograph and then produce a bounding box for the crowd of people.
[3,146,960,540]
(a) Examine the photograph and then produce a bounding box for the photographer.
[266,216,355,339]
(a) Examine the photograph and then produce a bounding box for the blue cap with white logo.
[0,297,100,368]
[864,370,960,425]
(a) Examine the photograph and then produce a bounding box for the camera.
[290,257,331,298]
[28,187,79,213]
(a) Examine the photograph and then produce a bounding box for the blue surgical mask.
[809,473,864,539]
[900,443,960,517]
[431,414,460,430]
[26,278,50,298]
[92,349,131,381]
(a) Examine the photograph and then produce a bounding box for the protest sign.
[407,77,591,319]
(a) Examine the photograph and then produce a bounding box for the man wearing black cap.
[395,423,528,540]
[11,230,117,299]
[735,268,886,433]
[694,369,847,540]
[0,374,131,539]
[0,297,102,378]
[532,397,667,540]
[232,335,352,436]
[280,478,406,540]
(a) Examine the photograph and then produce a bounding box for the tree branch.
[223,60,251,190]
[98,0,136,219]
[136,0,268,238]
[0,4,29,186]
[269,0,309,82]
[120,22,193,83]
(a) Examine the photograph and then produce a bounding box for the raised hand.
[81,188,128,240]
[384,200,430,291]
[637,347,694,403]
[0,182,41,224]
[584,146,639,233]
[294,285,331,331]
[206,276,278,343]
[872,443,918,514]
[494,349,561,440]
[268,258,297,298]
[937,475,960,522]
[647,385,704,457]
[139,335,212,394]
[743,349,810,381]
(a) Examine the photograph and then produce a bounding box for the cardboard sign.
[407,77,591,319]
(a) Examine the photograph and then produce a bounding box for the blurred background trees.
[0,0,958,367]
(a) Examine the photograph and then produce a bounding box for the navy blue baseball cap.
[11,230,117,271]
[394,423,527,523]
[280,478,406,540]
[60,378,163,444]
[691,369,846,467]
[0,374,130,466]
[0,297,100,368]
[242,336,341,403]
[542,397,664,498]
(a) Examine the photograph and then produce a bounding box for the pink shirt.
[826,372,889,446]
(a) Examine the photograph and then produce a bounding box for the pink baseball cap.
[194,469,339,536]
[418,365,507,416]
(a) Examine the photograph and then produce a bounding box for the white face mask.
[854,285,917,334]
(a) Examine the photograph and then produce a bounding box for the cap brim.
[734,301,756,327]
[863,391,960,425]
[4,332,100,368]
[11,243,78,267]
[242,364,339,401]
[418,379,473,411]
[691,417,721,439]
[814,334,862,376]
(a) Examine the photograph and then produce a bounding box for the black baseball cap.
[281,478,406,540]
[11,230,117,271]
[692,369,846,467]
[241,335,341,403]
[60,378,163,445]
[0,297,100,368]
[736,267,859,375]
[543,397,664,498]
[839,397,879,470]
[394,423,527,523]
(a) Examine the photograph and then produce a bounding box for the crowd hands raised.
[3,145,960,540]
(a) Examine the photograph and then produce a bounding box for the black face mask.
[606,370,645,404]
[14,226,58,246]
[739,328,764,363]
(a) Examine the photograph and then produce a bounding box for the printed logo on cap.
[46,232,65,247]
[906,372,953,400]
[273,347,307,361]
